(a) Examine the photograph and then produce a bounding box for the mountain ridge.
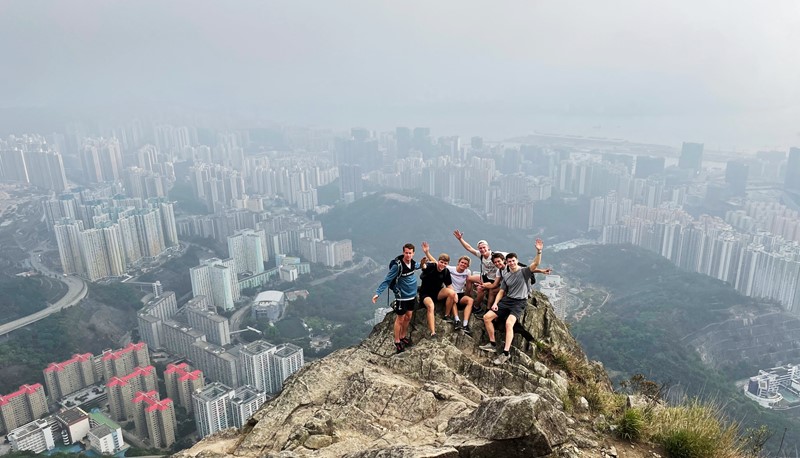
[175,292,629,457]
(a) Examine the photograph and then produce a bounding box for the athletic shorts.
[481,273,492,283]
[419,289,441,305]
[456,292,471,310]
[494,297,527,322]
[392,298,416,315]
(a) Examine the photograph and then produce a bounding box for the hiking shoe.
[443,315,455,323]
[451,320,462,329]
[478,342,497,353]
[400,337,413,347]
[462,324,472,336]
[429,332,438,340]
[492,353,510,365]
[395,342,405,354]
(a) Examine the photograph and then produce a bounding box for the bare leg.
[483,310,497,343]
[401,311,412,339]
[422,297,436,335]
[439,288,457,320]
[504,315,517,352]
[394,315,402,342]
[462,296,474,323]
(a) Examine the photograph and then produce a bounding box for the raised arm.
[528,238,544,272]
[421,241,436,262]
[453,229,479,257]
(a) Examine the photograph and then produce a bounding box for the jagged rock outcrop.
[175,292,615,458]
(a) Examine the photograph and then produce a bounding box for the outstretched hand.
[421,241,430,253]
[535,238,544,251]
[453,230,463,240]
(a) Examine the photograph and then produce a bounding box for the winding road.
[0,253,88,337]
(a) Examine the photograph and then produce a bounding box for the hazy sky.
[1,1,799,149]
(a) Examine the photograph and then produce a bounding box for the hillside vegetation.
[554,244,800,455]
[321,191,532,261]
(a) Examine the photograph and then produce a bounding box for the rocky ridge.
[176,293,642,458]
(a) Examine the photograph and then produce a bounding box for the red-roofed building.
[0,384,48,434]
[43,353,96,401]
[100,342,150,380]
[106,366,157,422]
[164,362,204,413]
[131,391,176,448]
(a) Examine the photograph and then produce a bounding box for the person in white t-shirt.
[445,256,475,335]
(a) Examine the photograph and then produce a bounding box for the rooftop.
[101,342,147,361]
[44,353,93,373]
[106,366,155,387]
[54,406,88,425]
[0,384,43,406]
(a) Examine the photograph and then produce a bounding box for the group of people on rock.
[371,230,550,365]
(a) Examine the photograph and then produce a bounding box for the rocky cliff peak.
[176,293,627,458]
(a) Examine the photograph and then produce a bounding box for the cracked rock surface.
[174,293,614,458]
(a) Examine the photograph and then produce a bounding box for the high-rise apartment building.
[160,320,207,359]
[678,142,704,172]
[192,382,234,438]
[725,161,749,196]
[0,149,29,183]
[24,150,67,191]
[100,342,150,380]
[164,363,204,413]
[230,386,268,429]
[190,257,240,311]
[186,297,231,346]
[54,219,86,275]
[189,341,239,388]
[273,344,304,389]
[43,353,96,401]
[131,391,176,448]
[785,147,800,193]
[0,384,48,434]
[106,366,158,421]
[81,138,122,183]
[239,340,278,393]
[227,229,267,274]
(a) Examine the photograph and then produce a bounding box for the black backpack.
[387,255,404,297]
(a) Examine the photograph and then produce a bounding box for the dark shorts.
[419,289,441,305]
[481,273,492,283]
[456,292,471,310]
[494,297,527,322]
[392,298,416,315]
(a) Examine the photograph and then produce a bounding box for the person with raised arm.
[453,229,506,313]
[479,238,546,365]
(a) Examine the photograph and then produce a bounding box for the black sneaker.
[400,336,413,347]
[395,342,405,354]
[452,320,462,329]
[462,324,472,336]
[429,332,438,340]
[443,316,455,323]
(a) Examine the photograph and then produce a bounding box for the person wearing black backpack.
[372,242,424,354]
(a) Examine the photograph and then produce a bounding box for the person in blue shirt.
[372,242,426,353]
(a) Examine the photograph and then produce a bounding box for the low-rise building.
[87,423,125,455]
[252,290,287,322]
[7,418,56,453]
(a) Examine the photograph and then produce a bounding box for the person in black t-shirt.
[419,245,455,338]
